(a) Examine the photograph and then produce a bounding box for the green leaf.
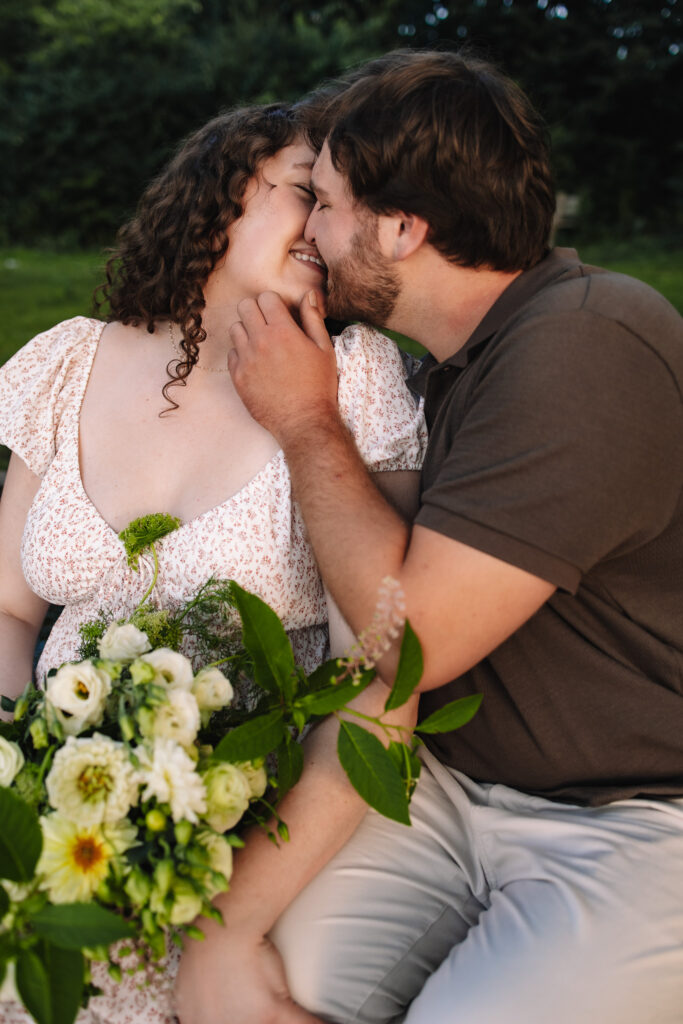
[416,694,483,734]
[386,741,422,799]
[384,621,423,712]
[41,941,84,1024]
[276,736,304,799]
[30,903,134,949]
[304,659,341,692]
[0,787,43,882]
[118,513,181,570]
[213,709,286,763]
[337,722,411,825]
[298,670,374,717]
[0,883,9,920]
[229,582,296,698]
[16,949,51,1024]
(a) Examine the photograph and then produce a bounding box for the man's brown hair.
[325,50,555,272]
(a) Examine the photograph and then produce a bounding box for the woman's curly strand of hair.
[94,104,307,412]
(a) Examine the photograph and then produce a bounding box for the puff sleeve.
[334,323,427,473]
[0,317,100,477]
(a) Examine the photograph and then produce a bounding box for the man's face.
[306,143,400,326]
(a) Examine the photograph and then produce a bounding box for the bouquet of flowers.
[0,515,480,1024]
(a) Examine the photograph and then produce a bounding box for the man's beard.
[325,217,400,326]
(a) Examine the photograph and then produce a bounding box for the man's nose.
[304,208,317,245]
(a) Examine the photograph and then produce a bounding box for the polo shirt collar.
[409,247,582,397]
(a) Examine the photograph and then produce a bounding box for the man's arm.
[228,291,555,690]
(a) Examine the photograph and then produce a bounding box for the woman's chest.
[78,372,280,531]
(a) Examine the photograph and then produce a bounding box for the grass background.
[1,239,682,470]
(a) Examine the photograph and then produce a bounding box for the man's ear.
[392,213,429,261]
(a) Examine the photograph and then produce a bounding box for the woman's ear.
[392,213,429,261]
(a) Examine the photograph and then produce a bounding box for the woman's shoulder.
[0,317,103,477]
[332,322,402,365]
[2,316,103,377]
[332,323,427,473]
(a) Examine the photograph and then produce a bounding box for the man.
[177,51,683,1024]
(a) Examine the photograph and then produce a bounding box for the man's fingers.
[256,290,297,325]
[228,320,248,349]
[236,296,268,333]
[299,290,333,352]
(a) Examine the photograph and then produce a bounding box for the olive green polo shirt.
[410,248,683,805]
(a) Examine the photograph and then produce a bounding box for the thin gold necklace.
[168,321,229,374]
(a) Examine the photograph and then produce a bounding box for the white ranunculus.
[145,689,200,749]
[235,759,268,799]
[138,738,207,824]
[201,762,251,832]
[45,733,140,826]
[45,661,112,735]
[0,737,25,787]
[191,667,234,714]
[139,649,194,691]
[98,622,151,661]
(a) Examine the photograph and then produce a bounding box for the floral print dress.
[0,316,426,1024]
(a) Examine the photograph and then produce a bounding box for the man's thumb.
[300,290,332,350]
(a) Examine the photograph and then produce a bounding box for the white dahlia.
[45,734,140,826]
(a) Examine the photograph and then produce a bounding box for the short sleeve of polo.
[415,302,683,593]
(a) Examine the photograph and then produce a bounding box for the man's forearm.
[282,416,410,659]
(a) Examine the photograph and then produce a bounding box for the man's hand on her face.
[228,290,339,445]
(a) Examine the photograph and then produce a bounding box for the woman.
[0,103,425,1023]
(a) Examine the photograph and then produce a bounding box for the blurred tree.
[0,0,680,244]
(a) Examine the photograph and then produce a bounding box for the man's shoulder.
[517,253,679,333]
[493,252,683,382]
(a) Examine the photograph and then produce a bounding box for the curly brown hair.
[95,103,319,409]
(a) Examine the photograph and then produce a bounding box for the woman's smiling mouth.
[291,249,327,273]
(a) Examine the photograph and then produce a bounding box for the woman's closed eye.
[295,184,316,202]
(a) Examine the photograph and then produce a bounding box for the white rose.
[98,622,151,661]
[0,737,25,787]
[145,689,200,749]
[139,649,194,691]
[46,661,112,735]
[191,667,233,713]
[201,762,251,832]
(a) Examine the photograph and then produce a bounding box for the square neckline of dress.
[71,318,285,540]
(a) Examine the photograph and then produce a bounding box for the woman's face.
[219,139,326,311]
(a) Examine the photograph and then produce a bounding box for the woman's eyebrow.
[293,160,314,169]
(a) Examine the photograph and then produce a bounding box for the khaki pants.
[271,748,683,1023]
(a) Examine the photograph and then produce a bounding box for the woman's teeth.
[292,252,325,269]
